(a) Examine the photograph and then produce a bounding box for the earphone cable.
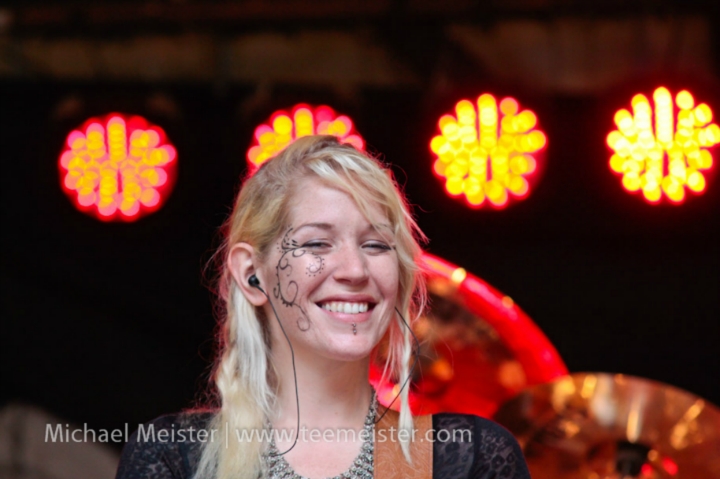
[252,282,301,456]
[373,307,420,425]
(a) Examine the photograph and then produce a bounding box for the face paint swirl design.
[273,227,324,332]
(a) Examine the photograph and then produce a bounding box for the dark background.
[1,0,718,451]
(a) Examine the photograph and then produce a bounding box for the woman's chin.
[317,338,376,363]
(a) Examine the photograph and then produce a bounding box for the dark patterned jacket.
[116,412,531,479]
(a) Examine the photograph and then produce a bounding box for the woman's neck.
[270,347,373,430]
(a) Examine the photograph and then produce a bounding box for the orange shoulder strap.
[374,410,433,479]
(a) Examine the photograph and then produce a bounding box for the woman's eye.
[363,242,392,252]
[302,241,331,249]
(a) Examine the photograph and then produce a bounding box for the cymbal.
[493,373,720,479]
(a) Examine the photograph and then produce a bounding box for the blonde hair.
[195,135,426,479]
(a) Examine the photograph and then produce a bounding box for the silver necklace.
[264,393,377,479]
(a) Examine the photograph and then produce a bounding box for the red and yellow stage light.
[430,95,547,209]
[59,114,177,221]
[608,87,719,204]
[247,104,364,171]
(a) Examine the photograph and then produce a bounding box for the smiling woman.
[231,178,401,364]
[115,136,531,479]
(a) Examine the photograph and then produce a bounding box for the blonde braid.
[194,287,273,479]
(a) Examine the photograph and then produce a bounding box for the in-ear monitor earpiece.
[248,275,260,288]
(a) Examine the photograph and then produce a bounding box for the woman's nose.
[332,245,369,284]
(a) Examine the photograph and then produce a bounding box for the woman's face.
[258,176,400,363]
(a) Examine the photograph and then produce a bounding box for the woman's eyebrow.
[294,222,393,234]
[294,222,333,232]
[372,223,393,234]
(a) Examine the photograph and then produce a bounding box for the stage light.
[246,104,364,171]
[608,87,719,204]
[59,114,177,221]
[430,95,547,209]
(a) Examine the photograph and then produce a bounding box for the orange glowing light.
[430,95,547,209]
[59,114,177,221]
[608,87,719,204]
[246,104,365,171]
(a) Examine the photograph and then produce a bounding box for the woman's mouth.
[319,301,371,314]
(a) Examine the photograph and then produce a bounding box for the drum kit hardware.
[493,373,720,478]
[374,260,720,478]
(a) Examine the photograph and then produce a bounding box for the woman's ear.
[228,242,267,307]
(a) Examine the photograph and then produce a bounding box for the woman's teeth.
[320,302,369,314]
